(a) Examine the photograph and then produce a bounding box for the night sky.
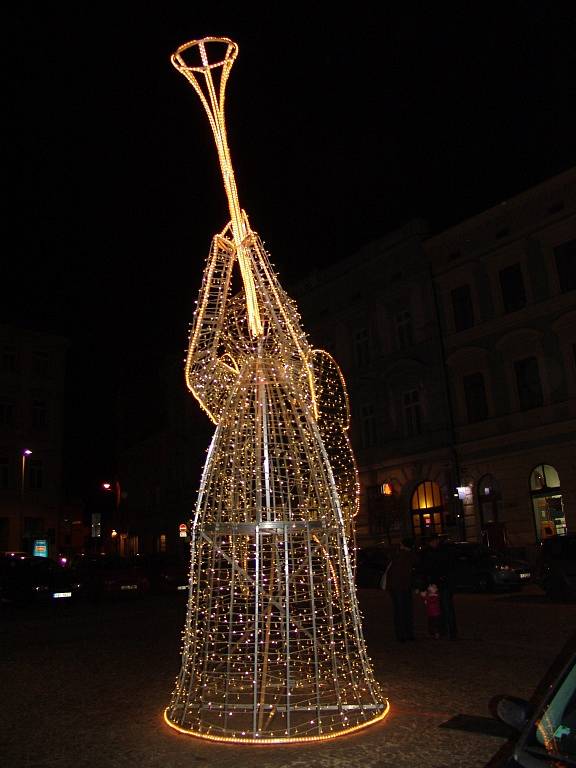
[4,3,576,498]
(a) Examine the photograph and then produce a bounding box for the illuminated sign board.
[33,539,48,558]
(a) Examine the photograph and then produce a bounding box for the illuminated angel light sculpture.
[164,37,388,744]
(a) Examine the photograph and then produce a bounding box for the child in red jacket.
[421,583,442,639]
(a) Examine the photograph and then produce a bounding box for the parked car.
[355,545,391,588]
[71,554,150,600]
[490,643,576,766]
[141,553,189,594]
[447,542,531,592]
[535,534,576,601]
[0,553,79,606]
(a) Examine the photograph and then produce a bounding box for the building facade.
[428,167,576,556]
[296,168,576,558]
[114,354,214,557]
[0,325,68,555]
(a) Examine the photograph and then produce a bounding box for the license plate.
[53,592,72,598]
[177,585,188,591]
[121,584,137,591]
[520,572,530,579]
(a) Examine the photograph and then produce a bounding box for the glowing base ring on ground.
[163,700,390,744]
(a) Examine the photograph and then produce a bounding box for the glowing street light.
[101,481,122,551]
[19,449,33,550]
[21,449,32,497]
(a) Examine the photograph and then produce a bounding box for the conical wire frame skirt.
[165,362,388,743]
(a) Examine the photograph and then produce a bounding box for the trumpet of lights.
[164,37,388,744]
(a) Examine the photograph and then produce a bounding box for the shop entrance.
[411,481,444,539]
[530,464,567,540]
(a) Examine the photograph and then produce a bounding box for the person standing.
[419,533,458,639]
[384,537,417,642]
[420,583,442,639]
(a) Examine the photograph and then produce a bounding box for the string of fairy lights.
[165,37,388,744]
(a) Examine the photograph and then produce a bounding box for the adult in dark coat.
[385,537,417,642]
[419,533,458,639]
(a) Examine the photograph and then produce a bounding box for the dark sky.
[4,3,576,496]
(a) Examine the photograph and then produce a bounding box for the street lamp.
[19,449,32,550]
[101,481,121,552]
[21,449,32,497]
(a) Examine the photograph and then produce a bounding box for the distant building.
[0,325,68,555]
[428,167,576,554]
[296,168,576,558]
[115,354,213,556]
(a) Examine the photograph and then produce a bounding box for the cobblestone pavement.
[1,585,574,768]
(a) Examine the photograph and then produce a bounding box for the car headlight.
[495,564,511,571]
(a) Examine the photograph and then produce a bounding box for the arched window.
[529,464,566,540]
[411,481,444,538]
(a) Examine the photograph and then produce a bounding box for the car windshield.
[523,656,576,761]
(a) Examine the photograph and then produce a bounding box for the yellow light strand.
[164,702,390,744]
[166,36,386,745]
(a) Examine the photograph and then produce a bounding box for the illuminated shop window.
[530,464,566,540]
[411,481,444,538]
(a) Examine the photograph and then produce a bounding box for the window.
[0,458,14,490]
[547,201,564,215]
[1,350,17,373]
[394,310,413,349]
[514,357,543,410]
[477,474,500,526]
[91,512,101,538]
[463,372,488,423]
[32,401,48,431]
[554,239,576,293]
[367,483,399,538]
[354,328,371,369]
[360,404,377,448]
[451,285,474,332]
[499,263,526,313]
[28,459,43,490]
[23,517,44,540]
[0,400,15,426]
[411,481,444,537]
[0,517,9,549]
[529,464,566,540]
[403,389,422,436]
[32,355,51,379]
